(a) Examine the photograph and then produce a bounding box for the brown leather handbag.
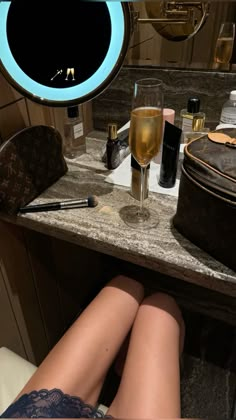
[173,128,236,271]
[0,125,68,215]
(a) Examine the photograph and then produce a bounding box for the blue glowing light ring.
[0,1,126,104]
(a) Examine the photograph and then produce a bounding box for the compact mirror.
[144,0,210,42]
[0,0,132,106]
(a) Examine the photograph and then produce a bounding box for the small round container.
[163,108,175,126]
[216,123,236,130]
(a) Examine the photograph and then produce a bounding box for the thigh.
[16,275,144,406]
[107,292,185,419]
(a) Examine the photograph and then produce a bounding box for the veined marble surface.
[1,134,236,297]
[92,66,236,131]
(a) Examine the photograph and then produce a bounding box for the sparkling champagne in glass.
[127,78,163,229]
[214,22,235,64]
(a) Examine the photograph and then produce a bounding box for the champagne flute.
[214,22,235,64]
[127,78,163,229]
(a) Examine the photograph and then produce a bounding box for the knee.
[141,292,185,334]
[107,275,145,304]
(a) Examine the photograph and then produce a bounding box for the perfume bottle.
[63,105,86,159]
[180,97,205,142]
[101,127,130,165]
[220,90,236,125]
[106,123,121,169]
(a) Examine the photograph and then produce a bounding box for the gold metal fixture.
[136,1,211,42]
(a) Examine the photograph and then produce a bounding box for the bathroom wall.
[0,73,93,143]
[92,66,236,131]
[125,2,236,71]
[2,64,236,139]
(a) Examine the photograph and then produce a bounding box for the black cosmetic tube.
[159,121,182,188]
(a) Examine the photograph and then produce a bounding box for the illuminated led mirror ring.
[0,1,131,106]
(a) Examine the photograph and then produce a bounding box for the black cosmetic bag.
[0,125,68,214]
[173,128,236,271]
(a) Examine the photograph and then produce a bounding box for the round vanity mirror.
[0,0,132,106]
[145,1,210,42]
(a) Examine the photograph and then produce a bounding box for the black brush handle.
[19,202,61,213]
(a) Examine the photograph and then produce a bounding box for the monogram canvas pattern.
[0,125,68,214]
[173,128,236,271]
[184,128,236,199]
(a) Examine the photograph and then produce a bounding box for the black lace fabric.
[0,389,113,418]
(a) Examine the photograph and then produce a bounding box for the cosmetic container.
[63,105,85,159]
[153,108,175,164]
[131,156,149,201]
[163,108,175,127]
[180,97,205,142]
[216,123,236,130]
[106,123,121,170]
[159,121,182,188]
[220,90,236,125]
[185,127,210,143]
[101,127,130,166]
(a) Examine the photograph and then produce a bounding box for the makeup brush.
[19,195,98,213]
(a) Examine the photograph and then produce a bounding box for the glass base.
[120,205,159,230]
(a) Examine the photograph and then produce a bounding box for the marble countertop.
[1,132,236,297]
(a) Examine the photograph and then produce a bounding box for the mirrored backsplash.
[92,66,236,131]
[124,1,236,73]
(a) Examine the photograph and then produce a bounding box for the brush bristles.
[88,195,98,207]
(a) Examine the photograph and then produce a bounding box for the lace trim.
[0,388,112,418]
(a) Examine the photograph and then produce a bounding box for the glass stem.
[140,166,146,214]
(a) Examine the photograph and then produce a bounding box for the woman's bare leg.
[107,292,185,419]
[16,275,144,406]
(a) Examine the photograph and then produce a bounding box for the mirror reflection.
[7,0,111,88]
[124,1,236,72]
[0,0,131,105]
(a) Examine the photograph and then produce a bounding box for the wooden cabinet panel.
[0,266,26,358]
[0,98,30,141]
[0,74,22,108]
[0,221,48,365]
[24,229,108,347]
